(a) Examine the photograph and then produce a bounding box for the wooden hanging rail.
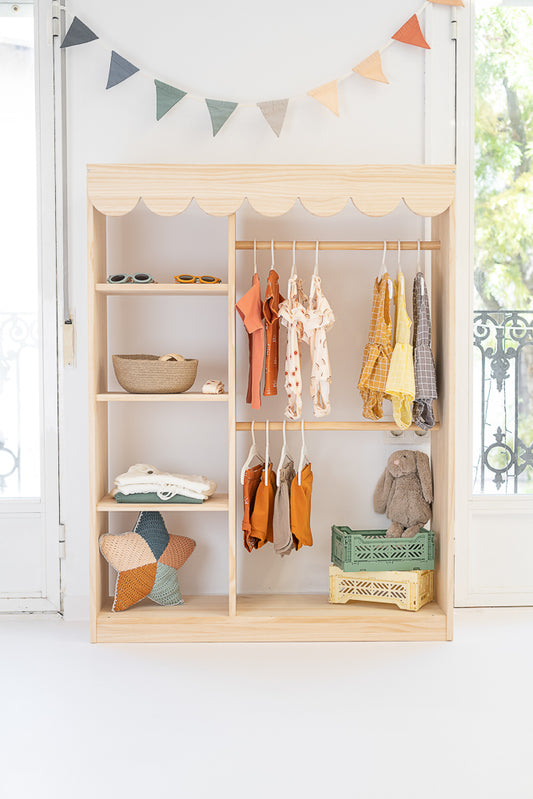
[236,421,439,431]
[235,240,440,251]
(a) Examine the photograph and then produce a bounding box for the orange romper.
[358,273,393,420]
[263,269,285,396]
[236,273,264,410]
[250,464,276,548]
[290,463,313,550]
[242,462,263,552]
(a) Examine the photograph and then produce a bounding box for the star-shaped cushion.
[99,511,195,611]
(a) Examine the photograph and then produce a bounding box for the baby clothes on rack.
[112,464,217,503]
[358,274,393,420]
[236,273,264,410]
[249,463,277,547]
[242,462,264,552]
[385,270,415,429]
[263,267,285,397]
[273,457,296,556]
[279,274,308,420]
[303,269,335,417]
[290,463,313,550]
[412,272,437,430]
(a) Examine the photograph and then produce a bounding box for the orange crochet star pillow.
[99,511,195,611]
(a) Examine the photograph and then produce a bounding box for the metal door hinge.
[50,1,62,39]
[451,20,457,41]
[58,525,66,559]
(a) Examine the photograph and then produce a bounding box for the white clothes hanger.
[276,420,292,486]
[265,419,270,485]
[253,239,257,275]
[290,240,296,277]
[418,239,425,296]
[240,420,263,485]
[314,240,319,276]
[297,419,309,486]
[397,240,404,295]
[378,240,387,280]
[271,239,275,270]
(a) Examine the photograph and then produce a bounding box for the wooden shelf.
[93,594,447,643]
[96,283,229,296]
[97,392,228,402]
[96,493,229,512]
[236,421,440,431]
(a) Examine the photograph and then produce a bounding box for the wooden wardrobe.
[87,164,455,643]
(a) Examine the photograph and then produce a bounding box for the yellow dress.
[385,271,415,429]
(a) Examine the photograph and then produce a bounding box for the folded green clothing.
[114,492,204,504]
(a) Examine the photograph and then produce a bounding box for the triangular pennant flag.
[392,15,430,49]
[428,0,464,5]
[106,51,139,90]
[155,80,186,121]
[307,80,339,116]
[60,16,98,49]
[353,51,389,84]
[205,98,238,136]
[257,99,289,137]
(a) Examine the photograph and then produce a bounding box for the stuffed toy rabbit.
[373,449,433,538]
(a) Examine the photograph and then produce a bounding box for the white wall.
[61,0,455,616]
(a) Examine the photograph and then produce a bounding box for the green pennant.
[155,80,186,121]
[205,98,238,136]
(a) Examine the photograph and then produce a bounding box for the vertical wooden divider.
[88,202,109,642]
[228,214,237,616]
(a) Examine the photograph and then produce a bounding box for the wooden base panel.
[94,594,449,642]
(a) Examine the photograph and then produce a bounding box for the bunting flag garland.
[60,16,98,49]
[58,1,462,135]
[354,51,389,84]
[106,51,139,90]
[257,99,289,137]
[392,15,430,49]
[307,80,340,116]
[155,80,186,121]
[205,99,238,136]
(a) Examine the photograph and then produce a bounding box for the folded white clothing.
[111,483,209,501]
[113,464,217,497]
[202,379,225,394]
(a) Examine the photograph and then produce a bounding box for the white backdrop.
[61,0,455,616]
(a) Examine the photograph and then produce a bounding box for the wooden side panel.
[227,214,237,616]
[431,205,456,640]
[88,202,109,641]
[87,164,456,219]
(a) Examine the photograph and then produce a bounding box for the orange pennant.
[353,51,389,84]
[428,0,464,5]
[307,80,340,116]
[392,14,430,49]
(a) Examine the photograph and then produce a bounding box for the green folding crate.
[331,526,435,572]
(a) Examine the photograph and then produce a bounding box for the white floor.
[0,608,532,799]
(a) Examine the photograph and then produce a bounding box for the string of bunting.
[60,0,463,138]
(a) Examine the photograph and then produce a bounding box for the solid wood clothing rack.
[236,240,440,251]
[236,421,438,431]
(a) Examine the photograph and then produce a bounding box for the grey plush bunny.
[373,449,433,538]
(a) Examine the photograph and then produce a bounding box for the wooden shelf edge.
[96,392,228,402]
[96,493,229,512]
[236,421,440,431]
[95,283,229,296]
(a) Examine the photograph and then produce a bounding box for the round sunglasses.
[107,273,154,284]
[174,274,221,284]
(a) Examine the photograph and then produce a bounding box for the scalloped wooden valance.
[87,164,456,218]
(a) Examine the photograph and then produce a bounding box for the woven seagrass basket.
[112,354,198,394]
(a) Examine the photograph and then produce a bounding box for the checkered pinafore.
[412,272,437,429]
[358,274,392,420]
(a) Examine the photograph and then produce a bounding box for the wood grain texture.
[227,214,237,617]
[96,283,229,296]
[96,493,230,512]
[95,595,447,642]
[236,240,441,251]
[96,392,228,402]
[87,164,456,218]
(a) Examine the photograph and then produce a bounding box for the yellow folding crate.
[329,565,434,612]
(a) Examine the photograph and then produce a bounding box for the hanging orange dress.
[358,273,393,420]
[263,269,285,396]
[236,273,264,410]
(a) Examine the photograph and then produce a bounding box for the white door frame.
[0,0,61,612]
[455,1,533,606]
